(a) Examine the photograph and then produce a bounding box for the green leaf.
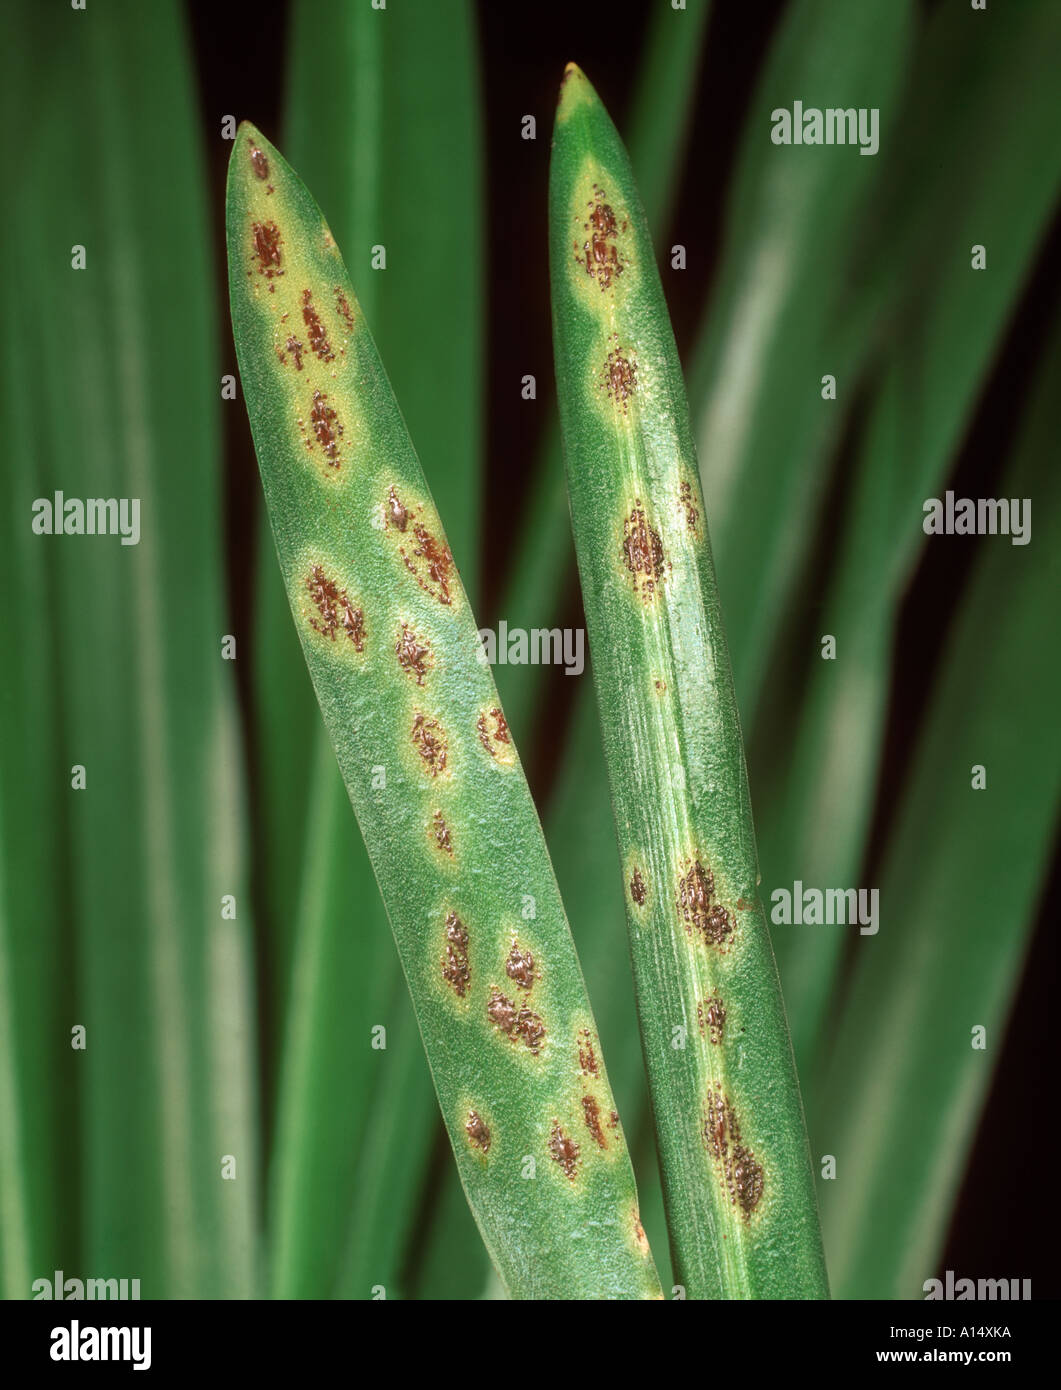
[228,123,662,1300]
[762,0,1061,1075]
[267,0,486,1297]
[687,0,914,731]
[549,65,827,1299]
[5,0,260,1297]
[816,319,1061,1298]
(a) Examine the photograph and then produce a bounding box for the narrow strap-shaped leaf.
[816,319,1061,1297]
[10,0,260,1296]
[227,123,661,1300]
[762,0,1061,1078]
[686,0,914,735]
[550,66,827,1299]
[267,0,484,1297]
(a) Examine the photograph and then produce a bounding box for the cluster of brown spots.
[249,143,269,180]
[505,942,536,992]
[441,912,469,998]
[411,713,448,777]
[305,565,365,650]
[384,488,454,604]
[698,993,726,1045]
[703,1086,765,1218]
[277,335,304,370]
[678,859,734,948]
[629,867,647,906]
[251,221,283,290]
[465,1110,491,1154]
[386,485,409,531]
[576,185,627,290]
[703,904,733,945]
[549,1122,580,1179]
[623,503,665,600]
[609,1109,620,1130]
[335,288,355,331]
[582,1095,607,1150]
[577,1029,599,1077]
[602,347,637,411]
[396,624,431,685]
[304,389,343,467]
[301,289,335,362]
[431,811,453,857]
[679,479,699,531]
[476,708,510,757]
[487,989,545,1055]
[402,522,454,605]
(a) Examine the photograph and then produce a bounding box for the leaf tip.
[557,61,594,122]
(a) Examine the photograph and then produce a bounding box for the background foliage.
[2,0,1057,1299]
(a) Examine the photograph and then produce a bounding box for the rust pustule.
[577,1029,599,1077]
[402,521,454,606]
[679,479,699,531]
[396,624,431,685]
[411,713,447,777]
[252,220,283,285]
[703,1085,764,1218]
[301,289,334,362]
[602,348,637,411]
[677,860,732,947]
[630,867,647,906]
[307,389,343,467]
[577,184,627,290]
[699,992,726,1045]
[476,708,510,757]
[335,288,355,331]
[249,143,269,180]
[505,942,536,992]
[623,503,665,600]
[549,1122,580,1179]
[465,1110,491,1154]
[632,1210,648,1253]
[431,811,453,857]
[278,335,304,371]
[441,911,470,998]
[386,485,409,532]
[487,988,545,1055]
[703,903,733,947]
[305,565,364,650]
[582,1095,607,1150]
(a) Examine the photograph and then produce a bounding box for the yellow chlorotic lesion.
[566,158,636,311]
[461,1101,493,1159]
[437,906,472,1007]
[476,705,516,767]
[294,549,368,663]
[236,126,360,482]
[381,481,462,612]
[556,62,594,123]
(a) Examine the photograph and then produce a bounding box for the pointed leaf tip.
[558,62,594,121]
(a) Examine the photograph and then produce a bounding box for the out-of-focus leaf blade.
[816,321,1061,1297]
